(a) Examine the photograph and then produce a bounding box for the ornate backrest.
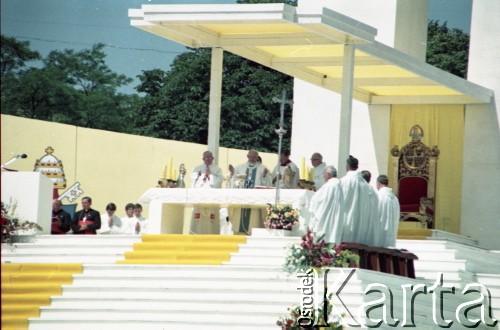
[391,125,439,227]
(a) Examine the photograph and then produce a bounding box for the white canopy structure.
[129,3,492,105]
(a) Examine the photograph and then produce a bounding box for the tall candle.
[162,165,168,179]
[300,157,306,180]
[168,157,173,180]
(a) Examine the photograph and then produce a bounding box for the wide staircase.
[1,231,499,329]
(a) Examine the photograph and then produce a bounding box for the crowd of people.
[51,150,399,248]
[188,149,400,247]
[51,197,148,235]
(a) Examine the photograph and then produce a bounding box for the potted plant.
[1,201,43,244]
[264,204,300,230]
[282,230,359,274]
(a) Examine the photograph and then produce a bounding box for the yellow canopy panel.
[129,3,492,105]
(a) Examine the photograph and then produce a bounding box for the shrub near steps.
[1,263,82,330]
[117,234,247,265]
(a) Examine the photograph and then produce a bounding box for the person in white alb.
[361,170,380,246]
[339,156,372,243]
[121,203,140,235]
[271,150,300,189]
[133,203,148,234]
[190,150,223,234]
[376,175,400,247]
[98,202,124,234]
[310,152,326,190]
[309,165,345,244]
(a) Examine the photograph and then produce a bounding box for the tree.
[426,20,469,79]
[0,35,40,80]
[1,40,136,132]
[135,48,293,152]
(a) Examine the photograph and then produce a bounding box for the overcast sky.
[1,0,473,94]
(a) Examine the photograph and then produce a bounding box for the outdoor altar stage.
[138,188,315,234]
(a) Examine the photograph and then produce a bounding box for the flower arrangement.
[264,204,300,230]
[1,201,43,243]
[283,230,359,274]
[277,294,343,329]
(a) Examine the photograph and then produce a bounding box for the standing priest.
[376,175,400,247]
[228,149,271,234]
[309,165,345,244]
[339,156,372,244]
[190,150,223,234]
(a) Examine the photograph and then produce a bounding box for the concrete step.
[29,320,277,330]
[1,255,122,264]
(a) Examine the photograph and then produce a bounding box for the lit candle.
[300,157,306,180]
[168,157,173,180]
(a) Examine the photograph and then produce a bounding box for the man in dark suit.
[51,199,71,234]
[72,196,101,235]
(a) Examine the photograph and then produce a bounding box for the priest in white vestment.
[339,156,372,244]
[228,149,271,234]
[361,170,380,246]
[271,150,300,189]
[376,175,400,247]
[309,165,345,244]
[310,152,326,190]
[190,151,223,234]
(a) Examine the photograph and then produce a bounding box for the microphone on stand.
[1,154,28,170]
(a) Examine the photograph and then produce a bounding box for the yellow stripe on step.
[1,263,83,330]
[119,234,246,265]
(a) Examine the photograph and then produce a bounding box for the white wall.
[461,0,500,249]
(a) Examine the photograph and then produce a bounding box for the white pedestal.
[1,172,52,234]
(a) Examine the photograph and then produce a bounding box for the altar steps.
[2,234,499,329]
[116,234,246,264]
[1,235,141,264]
[27,265,493,330]
[1,264,82,330]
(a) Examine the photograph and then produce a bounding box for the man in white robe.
[361,170,380,246]
[271,150,300,189]
[339,156,372,243]
[310,152,326,190]
[309,165,345,244]
[376,175,400,247]
[228,149,271,234]
[121,203,140,235]
[190,151,223,234]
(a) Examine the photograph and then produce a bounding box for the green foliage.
[283,230,360,274]
[426,20,469,78]
[135,48,293,152]
[0,35,40,79]
[1,37,136,133]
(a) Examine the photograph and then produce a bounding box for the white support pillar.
[337,44,355,177]
[208,47,223,163]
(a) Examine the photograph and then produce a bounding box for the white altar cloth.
[138,188,315,234]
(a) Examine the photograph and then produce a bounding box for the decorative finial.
[409,125,424,142]
[45,146,54,154]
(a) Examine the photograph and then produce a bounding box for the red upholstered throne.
[391,125,439,228]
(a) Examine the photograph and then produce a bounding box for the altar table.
[138,188,315,234]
